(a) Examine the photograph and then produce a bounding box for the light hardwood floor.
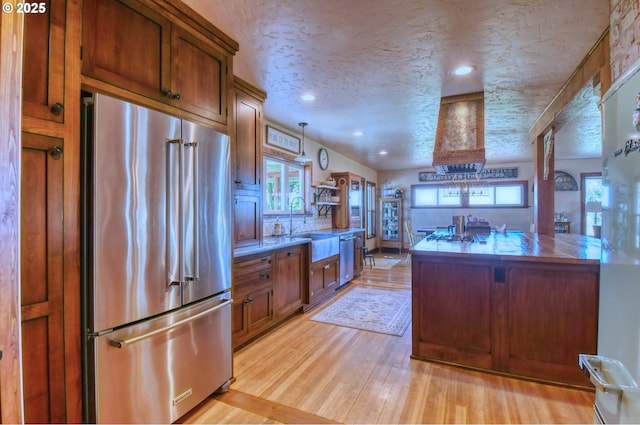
[181,254,595,424]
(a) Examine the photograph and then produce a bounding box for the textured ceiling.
[184,0,609,171]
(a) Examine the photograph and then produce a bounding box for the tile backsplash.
[263,214,332,237]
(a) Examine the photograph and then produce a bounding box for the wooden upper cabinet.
[82,0,234,125]
[82,0,171,101]
[22,0,66,122]
[170,26,229,124]
[233,78,265,191]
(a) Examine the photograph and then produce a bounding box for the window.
[366,181,377,238]
[411,180,528,208]
[581,173,603,237]
[264,155,306,214]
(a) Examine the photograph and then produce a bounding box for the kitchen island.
[410,231,600,387]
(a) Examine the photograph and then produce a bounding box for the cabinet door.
[412,258,493,369]
[349,177,363,228]
[246,284,274,333]
[274,246,304,317]
[20,132,66,423]
[234,194,261,247]
[309,258,338,303]
[232,282,274,348]
[82,0,171,102]
[22,0,66,122]
[323,259,339,290]
[506,264,597,385]
[309,264,325,301]
[171,26,228,124]
[332,175,350,228]
[234,90,262,190]
[231,289,248,343]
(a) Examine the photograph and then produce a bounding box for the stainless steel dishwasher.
[339,234,355,286]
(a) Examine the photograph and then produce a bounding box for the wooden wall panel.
[0,9,24,425]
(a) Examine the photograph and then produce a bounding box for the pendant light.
[295,122,312,164]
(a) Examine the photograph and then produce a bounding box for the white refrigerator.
[580,59,640,423]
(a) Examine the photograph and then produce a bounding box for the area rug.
[371,257,401,270]
[310,285,411,336]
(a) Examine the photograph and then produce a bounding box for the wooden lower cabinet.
[232,254,274,348]
[232,281,274,348]
[505,263,599,384]
[232,244,308,349]
[308,254,339,307]
[412,255,598,387]
[274,245,306,319]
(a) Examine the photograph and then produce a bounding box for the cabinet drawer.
[234,255,273,286]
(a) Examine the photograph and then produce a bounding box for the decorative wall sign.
[554,170,578,191]
[266,126,300,154]
[418,167,518,182]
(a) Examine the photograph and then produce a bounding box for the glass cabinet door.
[381,200,399,241]
[349,178,362,228]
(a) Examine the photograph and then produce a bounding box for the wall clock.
[318,148,329,170]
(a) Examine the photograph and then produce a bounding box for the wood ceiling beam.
[528,28,610,142]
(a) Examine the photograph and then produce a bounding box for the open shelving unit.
[312,184,341,216]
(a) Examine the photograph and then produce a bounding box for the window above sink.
[263,153,311,215]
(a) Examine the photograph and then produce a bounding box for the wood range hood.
[432,91,486,175]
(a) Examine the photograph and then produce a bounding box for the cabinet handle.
[173,92,181,100]
[49,146,63,159]
[235,179,242,184]
[259,273,269,279]
[244,297,254,305]
[162,89,172,98]
[287,251,295,256]
[260,257,271,263]
[51,102,63,115]
[323,264,331,269]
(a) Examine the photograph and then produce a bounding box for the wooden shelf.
[313,185,340,217]
[312,184,341,191]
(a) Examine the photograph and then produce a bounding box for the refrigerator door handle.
[166,139,183,287]
[579,354,639,394]
[184,141,199,282]
[109,298,233,348]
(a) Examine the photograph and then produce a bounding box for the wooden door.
[82,0,171,101]
[20,132,66,423]
[22,0,66,122]
[171,26,228,124]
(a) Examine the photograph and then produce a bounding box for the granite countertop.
[410,231,601,264]
[233,236,311,258]
[233,228,365,258]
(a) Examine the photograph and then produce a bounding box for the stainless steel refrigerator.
[81,93,232,423]
[580,60,640,423]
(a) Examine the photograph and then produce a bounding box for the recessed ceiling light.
[353,131,364,136]
[301,93,316,101]
[379,150,388,155]
[452,65,476,76]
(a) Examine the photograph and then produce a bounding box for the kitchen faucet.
[289,196,306,236]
